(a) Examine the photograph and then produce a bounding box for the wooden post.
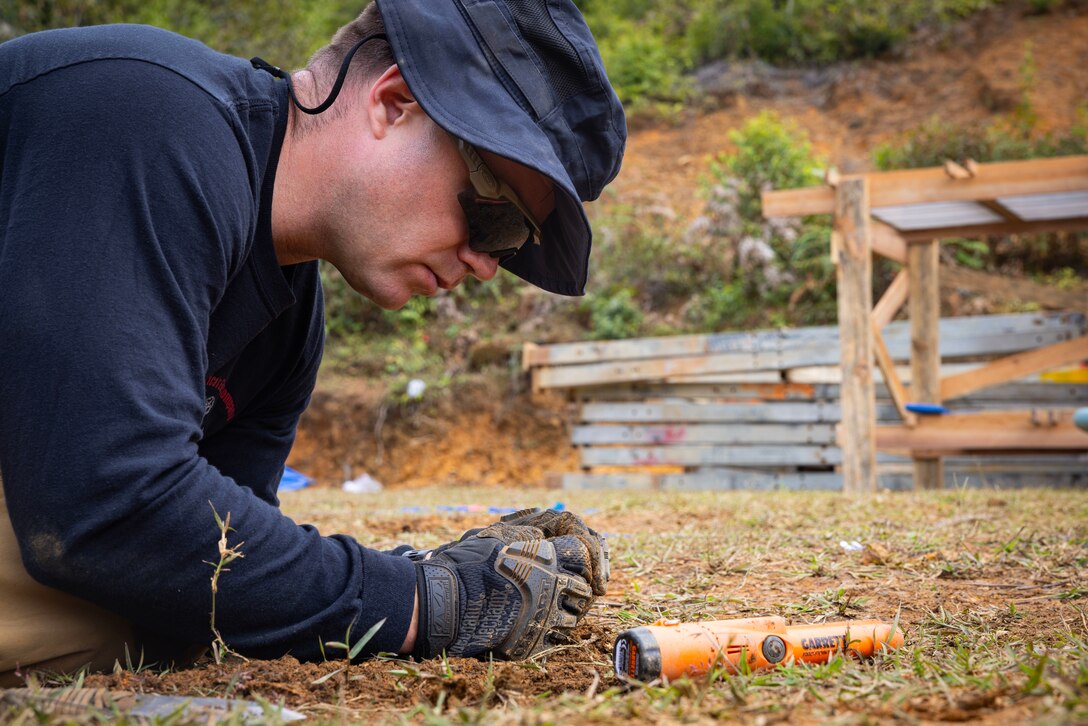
[833,178,877,493]
[908,239,944,490]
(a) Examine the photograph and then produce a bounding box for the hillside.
[289,2,1088,490]
[615,4,1088,218]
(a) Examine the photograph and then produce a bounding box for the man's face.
[313,76,555,310]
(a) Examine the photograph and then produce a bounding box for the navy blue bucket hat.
[375,0,627,296]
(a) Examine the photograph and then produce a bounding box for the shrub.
[583,288,644,340]
[693,112,839,328]
[714,112,823,226]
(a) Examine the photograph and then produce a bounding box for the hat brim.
[376,0,593,296]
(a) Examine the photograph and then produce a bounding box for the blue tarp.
[279,466,312,491]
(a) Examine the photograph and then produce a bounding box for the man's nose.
[460,245,501,282]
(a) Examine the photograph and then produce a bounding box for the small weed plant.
[206,503,246,665]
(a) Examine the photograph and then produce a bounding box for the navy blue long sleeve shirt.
[0,25,416,659]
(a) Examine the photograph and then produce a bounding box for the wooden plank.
[875,410,1088,450]
[909,238,944,489]
[571,423,838,446]
[539,323,1080,389]
[949,382,1088,403]
[534,342,839,388]
[572,382,829,402]
[581,401,842,423]
[899,217,1088,242]
[662,371,784,384]
[872,222,908,263]
[661,471,842,491]
[872,269,910,328]
[527,312,1085,372]
[934,454,1088,472]
[871,318,918,426]
[580,445,843,467]
[762,155,1088,217]
[789,361,980,385]
[835,177,877,493]
[940,336,1088,401]
[570,380,822,402]
[522,342,543,370]
[939,264,1087,312]
[977,199,1020,223]
[561,469,1085,491]
[560,473,655,491]
[530,327,837,368]
[571,380,1088,404]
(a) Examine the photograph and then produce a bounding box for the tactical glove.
[413,508,609,596]
[480,508,610,595]
[413,534,593,660]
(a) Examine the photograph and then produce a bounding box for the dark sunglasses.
[455,139,542,260]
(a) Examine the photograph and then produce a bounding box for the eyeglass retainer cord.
[251,33,388,116]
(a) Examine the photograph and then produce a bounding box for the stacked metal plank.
[524,312,1088,491]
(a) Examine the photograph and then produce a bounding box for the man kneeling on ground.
[0,0,625,683]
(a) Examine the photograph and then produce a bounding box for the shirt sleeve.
[0,59,415,659]
[197,264,325,507]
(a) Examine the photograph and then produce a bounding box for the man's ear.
[367,65,420,140]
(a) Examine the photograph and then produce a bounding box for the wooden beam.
[762,155,1088,217]
[834,177,877,494]
[522,312,1081,369]
[581,401,842,424]
[940,336,1088,401]
[977,199,1021,223]
[872,269,910,328]
[871,319,918,427]
[909,238,944,490]
[580,444,842,467]
[899,216,1088,242]
[876,410,1088,450]
[871,222,908,263]
[522,342,542,370]
[939,264,1087,312]
[571,423,837,446]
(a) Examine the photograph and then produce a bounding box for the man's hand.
[413,508,609,597]
[413,535,593,660]
[478,508,610,596]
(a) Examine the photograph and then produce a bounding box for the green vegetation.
[577,0,1009,105]
[8,0,1029,107]
[3,0,350,68]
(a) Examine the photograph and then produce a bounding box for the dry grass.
[5,485,1087,724]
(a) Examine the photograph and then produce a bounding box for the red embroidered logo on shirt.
[205,375,236,421]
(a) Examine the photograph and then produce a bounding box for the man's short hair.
[304,3,393,111]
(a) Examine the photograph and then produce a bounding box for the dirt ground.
[73,487,1088,724]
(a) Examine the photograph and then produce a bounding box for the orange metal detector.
[614,615,904,682]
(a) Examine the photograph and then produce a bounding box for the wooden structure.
[762,155,1088,492]
[524,313,1088,492]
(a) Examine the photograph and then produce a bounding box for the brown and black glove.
[413,534,593,660]
[418,508,609,597]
